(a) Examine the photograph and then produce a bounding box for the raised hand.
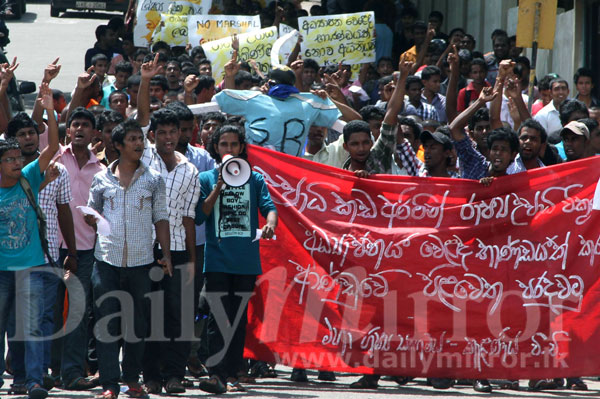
[43,58,61,83]
[498,59,515,80]
[38,82,54,110]
[140,53,163,79]
[399,60,414,77]
[478,86,497,103]
[224,49,240,78]
[183,74,200,93]
[76,67,97,90]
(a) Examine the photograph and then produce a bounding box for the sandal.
[9,383,28,395]
[198,376,226,394]
[64,376,97,391]
[143,380,162,394]
[164,377,186,394]
[124,385,150,398]
[95,389,118,399]
[226,380,247,392]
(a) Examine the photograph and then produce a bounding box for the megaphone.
[221,154,251,187]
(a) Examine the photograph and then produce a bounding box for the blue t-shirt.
[195,168,277,275]
[0,159,45,270]
[215,90,341,157]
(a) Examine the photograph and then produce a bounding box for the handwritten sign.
[202,26,277,84]
[244,146,600,379]
[151,13,189,47]
[298,12,375,66]
[133,0,211,47]
[188,15,261,46]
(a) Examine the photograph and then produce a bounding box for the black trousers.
[204,272,256,382]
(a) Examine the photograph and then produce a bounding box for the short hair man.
[457,58,490,112]
[573,67,599,108]
[421,65,447,123]
[534,78,569,143]
[87,119,171,398]
[0,84,59,398]
[506,118,547,173]
[560,120,590,162]
[53,106,107,391]
[140,108,201,394]
[401,75,439,121]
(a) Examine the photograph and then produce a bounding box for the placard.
[298,12,375,66]
[188,15,261,46]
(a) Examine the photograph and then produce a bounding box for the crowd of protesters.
[0,0,598,398]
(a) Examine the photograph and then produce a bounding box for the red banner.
[244,145,600,379]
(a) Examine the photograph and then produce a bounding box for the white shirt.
[141,147,201,252]
[534,101,562,143]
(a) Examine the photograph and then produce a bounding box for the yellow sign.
[133,0,211,47]
[188,15,261,45]
[298,12,375,67]
[202,27,277,85]
[152,14,189,47]
[516,0,557,50]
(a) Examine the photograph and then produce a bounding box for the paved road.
[5,4,600,398]
[6,0,122,110]
[2,371,600,398]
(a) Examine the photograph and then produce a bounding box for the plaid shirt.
[141,147,201,251]
[39,163,72,262]
[185,144,215,246]
[342,122,397,174]
[395,139,460,178]
[421,93,447,123]
[453,136,489,180]
[402,100,439,121]
[506,154,545,174]
[88,160,168,267]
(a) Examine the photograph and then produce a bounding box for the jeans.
[92,260,153,394]
[3,266,47,390]
[204,272,256,383]
[143,249,193,382]
[53,249,95,384]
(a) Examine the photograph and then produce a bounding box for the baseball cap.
[560,120,590,140]
[420,130,453,150]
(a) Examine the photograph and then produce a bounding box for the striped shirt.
[39,162,72,262]
[142,147,201,251]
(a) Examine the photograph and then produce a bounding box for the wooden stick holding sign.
[516,0,557,111]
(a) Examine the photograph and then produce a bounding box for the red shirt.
[457,81,491,112]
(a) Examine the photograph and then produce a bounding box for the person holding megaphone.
[195,125,277,394]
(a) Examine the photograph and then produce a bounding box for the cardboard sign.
[202,26,277,84]
[188,15,261,46]
[134,0,211,47]
[516,0,557,49]
[298,12,375,66]
[151,13,189,47]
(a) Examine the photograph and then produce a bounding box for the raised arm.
[66,68,97,122]
[445,47,459,123]
[223,37,240,90]
[0,59,18,133]
[489,60,514,129]
[32,58,61,132]
[505,76,531,125]
[38,82,59,171]
[384,60,413,126]
[137,53,162,127]
[449,86,497,142]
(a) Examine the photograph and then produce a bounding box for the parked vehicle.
[50,0,127,17]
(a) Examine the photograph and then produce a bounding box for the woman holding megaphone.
[194,125,278,394]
